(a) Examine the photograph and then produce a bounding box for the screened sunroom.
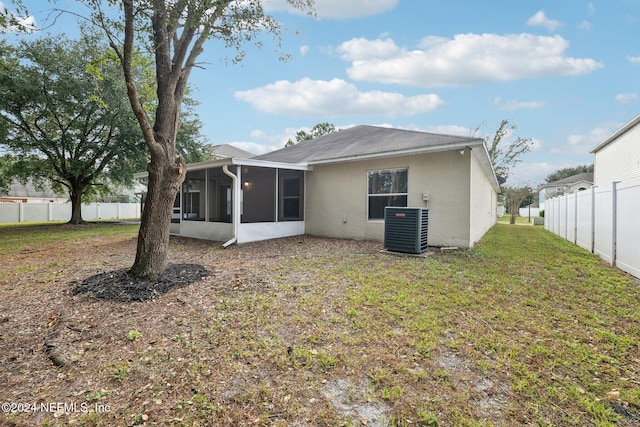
[165,158,309,246]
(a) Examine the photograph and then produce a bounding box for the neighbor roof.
[4,181,66,199]
[255,125,484,164]
[542,172,594,188]
[210,144,255,159]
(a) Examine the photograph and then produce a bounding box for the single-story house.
[590,113,640,187]
[152,125,500,249]
[538,172,593,211]
[0,181,68,204]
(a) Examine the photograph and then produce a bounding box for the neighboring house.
[209,144,255,160]
[590,113,640,187]
[147,125,500,249]
[0,181,67,204]
[538,172,593,211]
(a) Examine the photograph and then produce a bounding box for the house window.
[282,177,300,219]
[279,170,304,221]
[367,168,408,220]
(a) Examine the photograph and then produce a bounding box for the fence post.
[19,202,24,223]
[611,181,620,266]
[574,191,578,245]
[564,194,569,240]
[590,186,596,253]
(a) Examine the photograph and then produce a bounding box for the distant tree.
[285,122,336,147]
[0,154,13,193]
[503,185,533,224]
[520,192,538,208]
[0,33,147,223]
[545,164,593,183]
[175,101,214,164]
[479,119,534,184]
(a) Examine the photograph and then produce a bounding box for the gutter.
[221,164,238,248]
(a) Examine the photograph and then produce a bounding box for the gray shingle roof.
[255,125,483,164]
[545,172,594,187]
[211,144,255,159]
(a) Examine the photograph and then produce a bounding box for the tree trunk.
[68,184,85,225]
[129,146,185,279]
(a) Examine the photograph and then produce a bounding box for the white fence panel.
[593,186,613,263]
[615,178,640,277]
[0,202,140,224]
[575,189,593,252]
[545,179,640,280]
[558,194,568,239]
[51,204,72,221]
[566,193,577,244]
[519,207,540,217]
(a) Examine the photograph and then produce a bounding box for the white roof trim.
[591,113,640,153]
[231,158,311,171]
[133,157,311,178]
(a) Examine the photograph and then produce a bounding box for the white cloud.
[510,161,572,186]
[424,124,474,137]
[530,137,543,153]
[500,99,547,111]
[338,34,602,88]
[615,93,638,104]
[0,1,36,33]
[527,10,562,32]
[227,141,279,155]
[263,0,398,19]
[234,78,444,117]
[627,55,640,64]
[587,3,595,14]
[299,45,310,56]
[337,37,400,61]
[579,20,592,31]
[554,126,615,155]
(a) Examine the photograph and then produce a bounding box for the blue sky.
[4,0,640,186]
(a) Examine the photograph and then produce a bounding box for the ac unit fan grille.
[383,207,428,254]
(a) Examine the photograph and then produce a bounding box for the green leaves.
[485,119,534,183]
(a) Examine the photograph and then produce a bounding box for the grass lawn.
[496,215,538,225]
[0,223,639,426]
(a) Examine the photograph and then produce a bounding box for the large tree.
[0,33,146,223]
[83,0,313,278]
[481,119,534,184]
[502,185,533,224]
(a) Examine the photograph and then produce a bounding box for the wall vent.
[383,207,429,254]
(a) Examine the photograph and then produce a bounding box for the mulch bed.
[71,263,210,302]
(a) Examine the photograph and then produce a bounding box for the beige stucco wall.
[305,151,477,247]
[469,150,498,246]
[594,124,640,187]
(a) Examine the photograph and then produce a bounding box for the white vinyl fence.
[0,202,141,224]
[545,177,640,279]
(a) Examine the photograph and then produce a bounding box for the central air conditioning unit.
[384,207,429,254]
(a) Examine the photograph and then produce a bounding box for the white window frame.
[366,167,408,221]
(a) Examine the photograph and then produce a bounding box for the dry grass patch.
[0,223,639,426]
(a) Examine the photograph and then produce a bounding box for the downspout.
[222,164,238,248]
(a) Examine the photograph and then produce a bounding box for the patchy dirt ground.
[1,223,639,426]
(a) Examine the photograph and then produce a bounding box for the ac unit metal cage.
[383,207,429,254]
